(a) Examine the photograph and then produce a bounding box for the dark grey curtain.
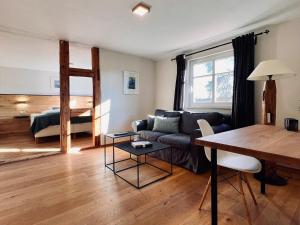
[231,33,255,129]
[173,54,186,111]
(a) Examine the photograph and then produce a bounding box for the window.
[185,51,234,109]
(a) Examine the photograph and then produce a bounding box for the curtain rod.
[171,29,270,61]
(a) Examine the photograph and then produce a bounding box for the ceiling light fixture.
[132,2,151,16]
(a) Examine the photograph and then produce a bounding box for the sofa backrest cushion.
[164,111,182,118]
[154,109,166,117]
[154,109,182,118]
[181,111,227,134]
[147,115,155,130]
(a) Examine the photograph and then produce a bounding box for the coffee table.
[104,132,138,172]
[105,140,172,189]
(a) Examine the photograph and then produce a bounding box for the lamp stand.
[263,79,276,125]
[254,78,287,186]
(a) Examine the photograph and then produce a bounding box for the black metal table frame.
[104,134,172,189]
[104,133,137,173]
[210,148,266,225]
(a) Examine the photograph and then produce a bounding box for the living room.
[0,1,300,225]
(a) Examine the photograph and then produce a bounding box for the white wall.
[155,17,300,126]
[100,49,156,134]
[0,66,93,96]
[255,18,300,127]
[0,32,156,134]
[0,32,93,96]
[155,58,176,110]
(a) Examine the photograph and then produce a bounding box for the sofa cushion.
[181,111,226,134]
[138,130,167,141]
[157,133,191,151]
[153,116,180,133]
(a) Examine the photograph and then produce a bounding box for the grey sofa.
[132,109,231,173]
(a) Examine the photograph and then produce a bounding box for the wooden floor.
[0,147,299,225]
[0,132,93,164]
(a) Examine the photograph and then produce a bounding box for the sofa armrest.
[190,123,231,143]
[212,123,231,134]
[132,119,148,132]
[190,129,202,143]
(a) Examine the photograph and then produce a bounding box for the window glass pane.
[215,73,233,102]
[193,76,213,103]
[193,61,213,76]
[215,57,234,73]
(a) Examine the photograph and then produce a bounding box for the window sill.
[186,104,232,110]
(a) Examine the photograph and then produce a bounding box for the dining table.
[195,124,300,225]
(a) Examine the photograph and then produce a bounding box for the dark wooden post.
[59,41,101,151]
[59,40,71,153]
[91,47,101,147]
[263,80,276,125]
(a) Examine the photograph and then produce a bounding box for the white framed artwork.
[123,71,139,95]
[50,76,60,89]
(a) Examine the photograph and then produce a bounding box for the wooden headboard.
[0,94,92,119]
[0,95,92,135]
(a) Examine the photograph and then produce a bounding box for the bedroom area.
[0,32,94,164]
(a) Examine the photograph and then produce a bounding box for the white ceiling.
[1,0,300,60]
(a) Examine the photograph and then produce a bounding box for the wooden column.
[91,47,101,147]
[59,41,101,151]
[59,40,71,153]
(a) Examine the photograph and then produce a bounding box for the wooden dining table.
[195,124,300,225]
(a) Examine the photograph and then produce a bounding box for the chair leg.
[237,172,252,225]
[199,176,211,210]
[243,173,258,205]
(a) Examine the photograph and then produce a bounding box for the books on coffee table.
[131,141,153,148]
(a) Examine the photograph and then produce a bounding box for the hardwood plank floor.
[0,147,299,225]
[0,132,92,164]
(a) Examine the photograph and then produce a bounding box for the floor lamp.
[247,59,296,185]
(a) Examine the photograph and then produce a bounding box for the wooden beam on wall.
[69,68,93,77]
[59,40,71,153]
[91,47,101,147]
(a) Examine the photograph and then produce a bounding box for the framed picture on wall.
[123,71,139,95]
[50,76,60,89]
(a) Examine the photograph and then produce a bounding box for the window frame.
[184,50,234,109]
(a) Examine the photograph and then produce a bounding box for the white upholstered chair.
[197,119,262,225]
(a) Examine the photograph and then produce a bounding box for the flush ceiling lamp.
[132,2,151,16]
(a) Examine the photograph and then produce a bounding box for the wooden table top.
[195,124,300,167]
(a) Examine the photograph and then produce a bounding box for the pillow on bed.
[41,108,60,114]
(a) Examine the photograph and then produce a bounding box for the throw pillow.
[147,115,155,130]
[153,116,180,133]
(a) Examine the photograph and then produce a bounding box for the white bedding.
[31,110,92,138]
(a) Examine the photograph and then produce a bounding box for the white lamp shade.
[247,59,296,81]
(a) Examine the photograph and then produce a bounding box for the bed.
[30,109,92,142]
